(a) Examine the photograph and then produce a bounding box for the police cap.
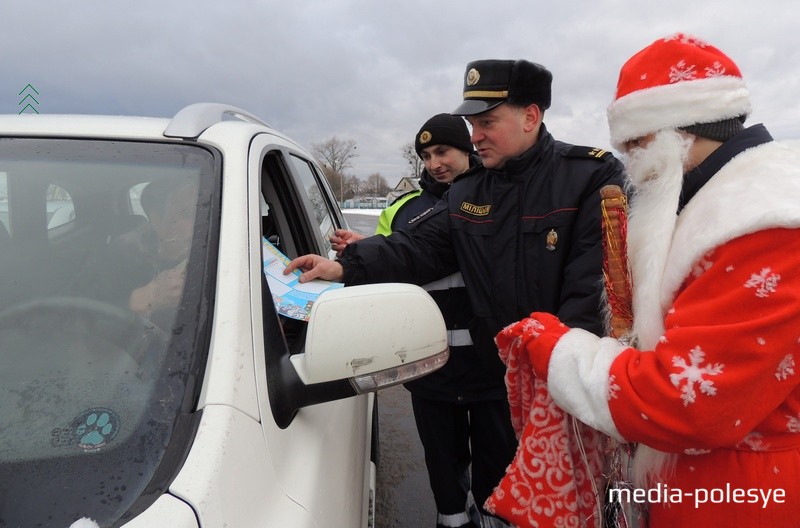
[452,59,553,116]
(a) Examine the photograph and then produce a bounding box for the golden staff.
[600,185,642,527]
[600,185,633,341]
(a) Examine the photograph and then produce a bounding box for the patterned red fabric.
[486,316,605,527]
[613,33,742,100]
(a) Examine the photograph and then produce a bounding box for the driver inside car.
[124,178,196,321]
[72,177,197,330]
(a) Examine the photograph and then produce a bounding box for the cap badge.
[546,229,558,251]
[419,131,432,144]
[466,68,480,86]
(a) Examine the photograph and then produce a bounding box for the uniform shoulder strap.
[562,145,614,161]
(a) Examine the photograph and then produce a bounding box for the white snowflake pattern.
[607,375,620,400]
[670,346,725,406]
[521,318,546,337]
[663,34,709,47]
[776,354,795,381]
[738,432,770,451]
[684,448,711,455]
[744,267,781,298]
[787,413,800,433]
[669,60,698,83]
[692,255,714,278]
[704,61,727,77]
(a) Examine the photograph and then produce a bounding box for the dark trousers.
[410,394,517,518]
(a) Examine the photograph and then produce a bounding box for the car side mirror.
[290,283,449,392]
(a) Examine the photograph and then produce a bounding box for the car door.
[247,134,374,528]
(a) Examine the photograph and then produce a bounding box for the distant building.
[386,176,420,204]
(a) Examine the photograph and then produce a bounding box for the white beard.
[622,130,692,487]
[625,130,692,351]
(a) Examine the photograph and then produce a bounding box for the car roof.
[0,114,173,140]
[0,103,318,170]
[0,103,284,143]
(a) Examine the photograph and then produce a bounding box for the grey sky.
[3,0,798,182]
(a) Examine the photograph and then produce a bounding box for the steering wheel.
[0,296,169,364]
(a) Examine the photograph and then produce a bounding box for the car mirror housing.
[290,283,449,392]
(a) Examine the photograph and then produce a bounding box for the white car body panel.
[192,124,261,421]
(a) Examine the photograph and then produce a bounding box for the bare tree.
[401,142,423,179]
[345,175,363,198]
[365,173,391,196]
[311,137,358,174]
[311,137,358,203]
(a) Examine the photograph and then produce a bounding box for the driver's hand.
[285,254,344,283]
[129,263,187,316]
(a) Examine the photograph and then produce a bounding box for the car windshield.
[0,138,218,527]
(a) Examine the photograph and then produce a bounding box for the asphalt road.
[343,212,437,528]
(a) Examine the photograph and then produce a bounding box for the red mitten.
[495,312,569,439]
[496,312,568,378]
[523,312,569,379]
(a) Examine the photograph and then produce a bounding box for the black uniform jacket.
[340,125,625,389]
[390,158,498,402]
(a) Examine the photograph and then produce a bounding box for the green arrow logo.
[19,94,39,106]
[18,84,40,96]
[18,84,40,114]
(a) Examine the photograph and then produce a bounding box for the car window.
[259,147,344,351]
[288,154,338,258]
[256,145,345,425]
[0,138,219,528]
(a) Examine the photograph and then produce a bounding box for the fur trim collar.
[634,140,800,342]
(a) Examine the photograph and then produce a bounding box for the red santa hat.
[607,33,752,151]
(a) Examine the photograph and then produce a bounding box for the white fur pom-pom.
[69,518,100,528]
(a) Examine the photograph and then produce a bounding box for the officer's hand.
[330,229,365,256]
[285,254,344,283]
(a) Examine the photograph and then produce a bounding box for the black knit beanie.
[414,113,473,157]
[680,115,746,142]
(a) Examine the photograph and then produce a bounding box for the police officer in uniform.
[287,59,626,527]
[332,114,493,528]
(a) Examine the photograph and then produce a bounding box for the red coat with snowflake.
[507,140,800,526]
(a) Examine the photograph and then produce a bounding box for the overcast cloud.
[2,0,798,182]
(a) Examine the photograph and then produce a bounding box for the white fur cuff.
[547,328,628,441]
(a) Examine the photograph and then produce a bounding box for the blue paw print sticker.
[73,408,119,450]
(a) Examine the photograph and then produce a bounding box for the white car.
[0,104,448,527]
